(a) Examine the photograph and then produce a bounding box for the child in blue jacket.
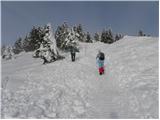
[96,50,105,75]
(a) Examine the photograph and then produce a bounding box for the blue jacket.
[96,58,104,68]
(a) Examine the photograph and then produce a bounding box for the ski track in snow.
[1,36,159,118]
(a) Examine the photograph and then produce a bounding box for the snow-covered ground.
[1,36,159,118]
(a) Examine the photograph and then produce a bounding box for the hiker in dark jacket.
[70,46,79,62]
[71,48,76,61]
[96,50,105,75]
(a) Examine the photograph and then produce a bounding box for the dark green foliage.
[1,45,6,58]
[76,24,85,42]
[101,30,107,43]
[138,30,145,36]
[28,26,44,51]
[115,34,120,41]
[13,37,23,54]
[101,29,106,43]
[10,23,131,56]
[94,32,100,41]
[86,32,92,43]
[55,23,88,50]
[22,26,45,52]
[115,34,123,41]
[107,29,114,44]
[23,36,30,52]
[101,29,114,44]
[55,22,69,50]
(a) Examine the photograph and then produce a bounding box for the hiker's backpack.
[99,52,105,60]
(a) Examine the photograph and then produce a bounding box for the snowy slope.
[1,36,158,118]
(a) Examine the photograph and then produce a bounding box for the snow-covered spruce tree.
[61,27,79,52]
[22,26,45,52]
[55,22,69,50]
[107,29,114,44]
[115,34,120,41]
[94,32,100,41]
[75,24,86,42]
[86,32,92,43]
[23,35,30,52]
[101,29,107,43]
[115,33,123,41]
[34,23,64,63]
[13,37,23,54]
[101,28,114,44]
[28,26,38,51]
[2,45,15,60]
[28,26,44,51]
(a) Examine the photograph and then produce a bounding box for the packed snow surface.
[1,36,158,118]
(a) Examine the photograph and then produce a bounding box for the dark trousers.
[42,57,48,64]
[71,53,76,61]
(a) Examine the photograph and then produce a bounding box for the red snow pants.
[99,67,104,74]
